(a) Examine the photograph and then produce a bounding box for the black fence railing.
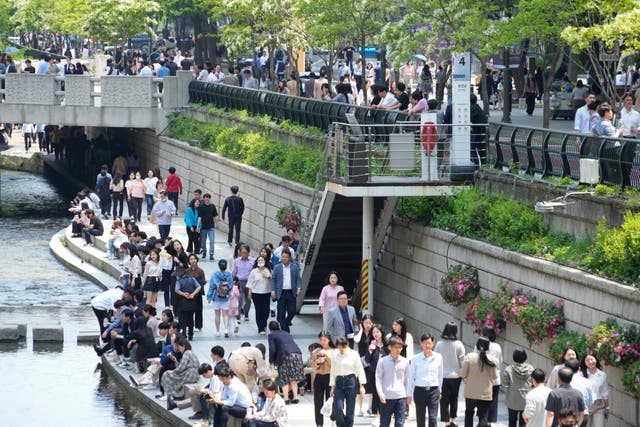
[488,123,640,188]
[189,80,409,133]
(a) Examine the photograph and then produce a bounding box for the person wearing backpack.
[207,259,234,338]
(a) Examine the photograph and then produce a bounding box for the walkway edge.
[49,229,120,291]
[100,356,191,427]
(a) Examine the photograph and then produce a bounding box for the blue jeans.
[379,397,407,427]
[276,290,296,333]
[145,194,154,216]
[200,227,215,256]
[198,393,213,420]
[333,374,357,427]
[414,386,439,427]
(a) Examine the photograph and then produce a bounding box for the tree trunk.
[192,16,219,66]
[360,35,367,103]
[542,48,565,129]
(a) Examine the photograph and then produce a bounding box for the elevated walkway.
[0,71,192,132]
[299,121,470,313]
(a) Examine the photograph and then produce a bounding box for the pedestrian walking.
[268,321,305,404]
[434,322,465,427]
[247,256,273,334]
[376,336,411,427]
[461,337,498,427]
[270,249,301,333]
[165,167,183,214]
[409,333,443,427]
[330,337,367,427]
[199,193,219,260]
[222,185,245,246]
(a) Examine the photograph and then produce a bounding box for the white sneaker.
[216,331,221,337]
[158,395,167,401]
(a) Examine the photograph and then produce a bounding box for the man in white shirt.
[620,94,640,138]
[21,122,34,152]
[574,92,596,134]
[566,358,594,425]
[408,333,444,427]
[90,287,125,334]
[373,86,399,110]
[242,70,257,89]
[138,60,153,76]
[272,235,296,262]
[207,64,225,83]
[195,64,209,81]
[523,368,551,427]
[178,346,226,423]
[211,363,254,427]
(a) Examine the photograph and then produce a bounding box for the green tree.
[561,0,639,108]
[84,0,159,49]
[0,0,16,39]
[501,0,575,128]
[156,0,223,66]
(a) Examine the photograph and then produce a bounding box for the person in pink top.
[128,171,147,222]
[318,271,345,328]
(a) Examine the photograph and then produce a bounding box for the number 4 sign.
[452,52,471,80]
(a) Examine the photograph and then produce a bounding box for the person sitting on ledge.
[210,363,255,427]
[163,337,201,410]
[127,316,159,373]
[82,209,104,246]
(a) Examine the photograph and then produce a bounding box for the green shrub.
[165,115,323,187]
[584,213,640,284]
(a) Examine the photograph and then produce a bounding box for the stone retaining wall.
[132,129,314,252]
[375,219,640,426]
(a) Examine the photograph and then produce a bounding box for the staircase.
[300,191,387,305]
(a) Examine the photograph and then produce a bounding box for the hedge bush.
[166,115,323,188]
[395,189,640,288]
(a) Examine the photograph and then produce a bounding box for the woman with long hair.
[141,248,162,306]
[482,325,503,424]
[364,323,388,418]
[312,330,335,427]
[319,271,345,328]
[185,253,206,332]
[434,322,466,427]
[184,198,201,254]
[388,317,414,359]
[127,316,159,372]
[120,242,142,289]
[162,337,200,409]
[582,352,608,427]
[110,172,125,218]
[547,347,578,389]
[461,337,498,427]
[354,313,374,416]
[247,255,272,334]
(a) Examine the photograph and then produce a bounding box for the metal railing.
[327,122,482,185]
[489,123,640,187]
[188,80,409,132]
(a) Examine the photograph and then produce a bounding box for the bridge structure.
[0,71,193,132]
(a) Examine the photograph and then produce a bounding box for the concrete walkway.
[52,208,513,427]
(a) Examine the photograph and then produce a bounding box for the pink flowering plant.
[586,318,640,367]
[515,295,565,345]
[462,281,564,344]
[439,265,479,306]
[276,203,302,231]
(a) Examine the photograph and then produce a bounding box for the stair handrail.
[298,124,333,264]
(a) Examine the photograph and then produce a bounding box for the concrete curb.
[49,229,120,291]
[100,356,190,427]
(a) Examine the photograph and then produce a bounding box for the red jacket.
[165,173,183,193]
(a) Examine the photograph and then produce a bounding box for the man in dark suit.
[270,249,301,332]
